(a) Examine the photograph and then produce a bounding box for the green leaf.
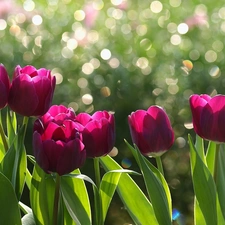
[21,213,36,225]
[100,169,140,222]
[100,155,158,225]
[19,201,32,214]
[0,172,22,225]
[188,134,217,225]
[128,145,172,225]
[125,140,172,221]
[30,163,55,225]
[194,198,206,225]
[216,144,225,221]
[6,109,17,146]
[0,138,27,199]
[60,169,92,225]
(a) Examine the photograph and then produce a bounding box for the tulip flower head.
[76,111,115,158]
[190,94,225,143]
[8,65,56,117]
[33,105,86,175]
[0,64,10,109]
[128,106,174,157]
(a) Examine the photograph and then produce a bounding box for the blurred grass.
[1,0,225,224]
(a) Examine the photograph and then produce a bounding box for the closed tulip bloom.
[76,111,115,158]
[33,105,86,175]
[0,64,10,109]
[128,106,174,157]
[8,65,56,117]
[190,94,225,142]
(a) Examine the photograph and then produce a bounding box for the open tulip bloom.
[1,64,225,225]
[33,105,86,175]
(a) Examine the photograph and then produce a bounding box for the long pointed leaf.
[0,172,22,225]
[100,169,140,222]
[0,129,27,199]
[132,146,172,225]
[216,144,225,221]
[100,155,158,225]
[125,139,172,219]
[60,169,92,225]
[188,134,217,225]
[30,164,55,225]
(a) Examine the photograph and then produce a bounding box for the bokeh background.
[1,0,225,224]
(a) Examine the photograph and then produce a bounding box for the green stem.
[94,157,101,188]
[12,116,29,189]
[52,174,61,225]
[93,157,103,225]
[0,119,8,152]
[213,144,220,184]
[156,156,164,176]
[22,116,29,137]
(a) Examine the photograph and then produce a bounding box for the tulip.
[33,105,86,175]
[8,65,56,117]
[0,64,10,109]
[76,111,115,158]
[128,106,174,157]
[189,94,225,142]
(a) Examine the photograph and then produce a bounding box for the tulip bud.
[76,111,115,158]
[8,65,56,117]
[33,105,86,175]
[190,94,225,143]
[0,64,10,109]
[128,106,174,157]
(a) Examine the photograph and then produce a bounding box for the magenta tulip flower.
[128,106,174,157]
[8,65,56,117]
[33,105,86,175]
[190,94,225,142]
[0,64,10,109]
[76,111,115,158]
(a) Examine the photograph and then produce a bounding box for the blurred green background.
[1,0,225,224]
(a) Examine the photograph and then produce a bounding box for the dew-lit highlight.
[172,208,180,220]
[121,158,132,168]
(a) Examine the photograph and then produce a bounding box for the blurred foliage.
[1,0,225,224]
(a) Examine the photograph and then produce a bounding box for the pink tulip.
[0,64,10,109]
[128,106,174,157]
[8,65,56,117]
[76,111,115,158]
[190,94,225,142]
[33,105,86,175]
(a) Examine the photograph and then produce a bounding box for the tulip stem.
[94,157,101,188]
[93,157,103,225]
[213,144,220,184]
[156,156,164,176]
[52,174,61,225]
[0,111,8,152]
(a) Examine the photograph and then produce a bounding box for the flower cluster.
[33,105,115,175]
[1,64,175,176]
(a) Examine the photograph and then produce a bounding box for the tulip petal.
[42,140,64,173]
[32,76,53,116]
[56,139,86,175]
[33,131,50,173]
[76,113,92,125]
[8,74,39,116]
[201,95,225,142]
